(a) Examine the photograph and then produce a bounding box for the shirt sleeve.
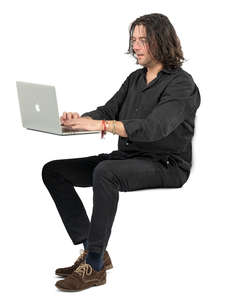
[81,74,131,120]
[120,74,201,142]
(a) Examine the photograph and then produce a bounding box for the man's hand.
[60,112,80,125]
[60,111,102,131]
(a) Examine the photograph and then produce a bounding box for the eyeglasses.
[130,39,148,47]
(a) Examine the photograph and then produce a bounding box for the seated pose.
[42,12,201,292]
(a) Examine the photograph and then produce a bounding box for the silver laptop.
[16,81,100,136]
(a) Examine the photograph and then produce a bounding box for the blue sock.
[83,239,88,250]
[86,251,104,271]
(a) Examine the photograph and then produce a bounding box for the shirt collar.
[142,66,177,75]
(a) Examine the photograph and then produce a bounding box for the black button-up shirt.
[81,66,201,174]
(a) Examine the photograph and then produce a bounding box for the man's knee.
[92,161,114,183]
[41,160,60,183]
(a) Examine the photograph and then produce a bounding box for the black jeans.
[41,150,189,254]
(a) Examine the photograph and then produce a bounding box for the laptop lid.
[16,81,100,135]
[16,81,63,134]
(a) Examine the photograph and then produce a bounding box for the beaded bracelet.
[112,120,116,135]
[101,120,116,138]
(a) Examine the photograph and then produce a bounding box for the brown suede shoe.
[55,262,106,292]
[55,249,113,277]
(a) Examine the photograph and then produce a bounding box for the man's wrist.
[100,120,127,137]
[98,120,103,131]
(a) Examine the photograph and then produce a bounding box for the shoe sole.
[55,279,106,292]
[55,263,113,277]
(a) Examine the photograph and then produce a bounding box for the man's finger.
[73,112,79,119]
[67,112,72,120]
[64,119,75,125]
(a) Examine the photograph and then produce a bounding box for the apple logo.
[35,104,40,112]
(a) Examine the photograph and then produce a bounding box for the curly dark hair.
[125,13,187,70]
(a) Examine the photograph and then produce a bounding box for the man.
[42,13,201,292]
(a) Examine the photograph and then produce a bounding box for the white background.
[1,0,228,299]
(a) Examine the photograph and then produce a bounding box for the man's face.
[131,25,155,66]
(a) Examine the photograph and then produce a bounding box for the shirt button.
[126,142,129,146]
[135,108,138,111]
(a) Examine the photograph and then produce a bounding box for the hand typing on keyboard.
[60,112,80,126]
[60,112,101,131]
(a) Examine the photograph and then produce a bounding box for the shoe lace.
[73,263,93,278]
[74,249,87,265]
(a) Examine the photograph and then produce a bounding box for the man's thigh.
[93,157,169,192]
[42,154,111,187]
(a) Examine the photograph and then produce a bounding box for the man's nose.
[133,46,141,52]
[133,42,143,52]
[133,40,144,47]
